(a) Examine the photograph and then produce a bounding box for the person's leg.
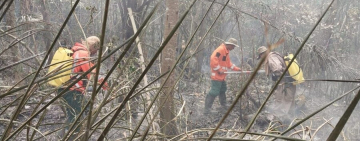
[218,81,227,109]
[62,90,83,133]
[277,83,296,115]
[284,84,296,114]
[268,82,286,116]
[57,88,67,138]
[204,80,221,114]
[204,94,216,114]
[62,91,74,128]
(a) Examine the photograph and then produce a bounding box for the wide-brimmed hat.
[257,46,268,59]
[224,38,239,47]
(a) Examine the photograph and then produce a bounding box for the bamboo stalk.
[3,13,133,141]
[3,0,82,140]
[85,0,110,139]
[275,86,360,140]
[327,89,360,141]
[140,0,229,140]
[0,0,8,11]
[242,0,335,139]
[0,0,14,23]
[310,117,333,140]
[0,52,44,72]
[128,7,156,132]
[128,0,205,139]
[0,35,130,100]
[96,2,161,140]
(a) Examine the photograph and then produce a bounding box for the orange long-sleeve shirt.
[70,43,95,93]
[210,44,240,81]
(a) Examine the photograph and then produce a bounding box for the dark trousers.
[58,88,86,133]
[208,80,227,96]
[204,80,227,113]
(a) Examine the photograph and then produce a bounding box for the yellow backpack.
[284,53,304,85]
[47,47,73,87]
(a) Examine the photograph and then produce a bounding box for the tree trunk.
[6,1,19,82]
[39,0,53,66]
[160,0,179,136]
[119,0,136,40]
[194,3,206,81]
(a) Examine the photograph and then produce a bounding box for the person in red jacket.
[204,38,241,115]
[60,36,108,136]
[70,36,99,93]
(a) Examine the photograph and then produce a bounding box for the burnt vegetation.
[1,0,360,140]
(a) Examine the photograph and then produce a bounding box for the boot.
[219,93,228,110]
[204,95,216,115]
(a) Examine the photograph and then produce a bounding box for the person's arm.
[227,55,241,71]
[210,49,225,74]
[80,61,109,90]
[79,61,95,79]
[231,64,241,71]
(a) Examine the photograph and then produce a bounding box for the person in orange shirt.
[204,38,241,115]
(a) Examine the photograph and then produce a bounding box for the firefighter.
[204,38,241,115]
[257,46,296,116]
[59,36,108,137]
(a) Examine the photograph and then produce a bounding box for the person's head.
[257,46,268,60]
[82,36,100,55]
[224,38,239,51]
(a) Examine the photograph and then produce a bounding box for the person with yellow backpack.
[48,36,108,137]
[257,46,304,117]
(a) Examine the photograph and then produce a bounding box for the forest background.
[1,0,360,140]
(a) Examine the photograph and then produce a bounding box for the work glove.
[233,66,241,71]
[98,78,109,90]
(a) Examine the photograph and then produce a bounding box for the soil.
[179,74,360,140]
[1,74,360,140]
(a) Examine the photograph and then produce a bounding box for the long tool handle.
[224,70,266,74]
